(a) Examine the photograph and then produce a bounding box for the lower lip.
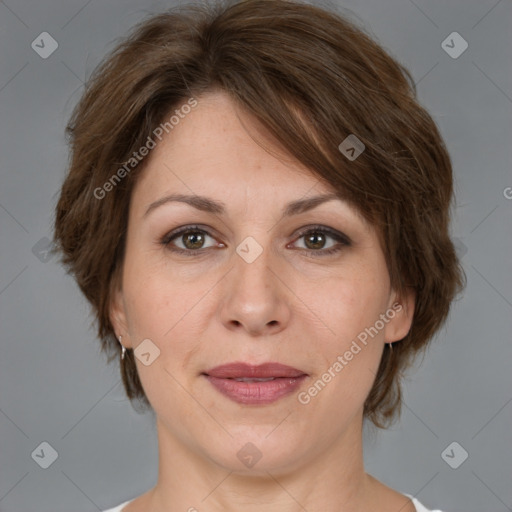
[204,375,307,405]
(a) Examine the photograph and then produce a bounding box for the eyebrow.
[143,192,344,219]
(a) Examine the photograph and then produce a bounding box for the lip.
[203,362,308,405]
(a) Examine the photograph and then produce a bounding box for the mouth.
[202,362,308,405]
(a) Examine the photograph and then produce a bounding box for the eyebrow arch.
[143,192,344,219]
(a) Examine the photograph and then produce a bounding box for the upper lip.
[204,362,307,379]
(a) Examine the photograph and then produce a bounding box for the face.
[110,91,414,475]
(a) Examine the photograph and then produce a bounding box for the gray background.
[0,0,511,511]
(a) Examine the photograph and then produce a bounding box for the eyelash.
[160,224,351,257]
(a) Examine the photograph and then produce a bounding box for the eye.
[160,224,350,257]
[290,226,351,256]
[161,225,222,255]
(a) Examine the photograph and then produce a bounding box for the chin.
[198,427,308,475]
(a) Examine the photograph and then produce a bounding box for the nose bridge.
[233,232,279,302]
[219,231,290,335]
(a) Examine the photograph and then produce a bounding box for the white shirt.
[102,493,443,511]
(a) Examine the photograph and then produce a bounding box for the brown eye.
[303,231,327,250]
[161,226,220,254]
[181,230,206,250]
[161,224,349,257]
[291,226,351,257]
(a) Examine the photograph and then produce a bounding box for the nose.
[219,242,291,337]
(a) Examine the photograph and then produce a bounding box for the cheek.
[122,265,206,369]
[302,270,389,346]
[122,279,203,408]
[301,286,386,422]
[123,277,168,338]
[295,269,389,410]
[122,244,184,333]
[122,242,212,335]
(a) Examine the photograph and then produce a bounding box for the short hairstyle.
[52,0,465,427]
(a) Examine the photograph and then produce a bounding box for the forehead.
[132,91,331,199]
[128,90,370,230]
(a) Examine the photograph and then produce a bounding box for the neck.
[147,413,374,512]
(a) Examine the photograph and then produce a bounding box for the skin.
[110,90,416,512]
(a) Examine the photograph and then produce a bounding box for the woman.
[52,0,465,510]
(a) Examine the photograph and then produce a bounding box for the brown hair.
[52,0,465,427]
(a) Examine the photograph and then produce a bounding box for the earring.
[119,335,126,360]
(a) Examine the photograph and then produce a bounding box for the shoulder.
[101,498,134,512]
[403,493,444,512]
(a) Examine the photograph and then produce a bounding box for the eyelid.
[160,224,351,255]
[160,224,220,249]
[292,224,352,246]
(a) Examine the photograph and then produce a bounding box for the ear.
[109,280,132,349]
[384,286,416,343]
